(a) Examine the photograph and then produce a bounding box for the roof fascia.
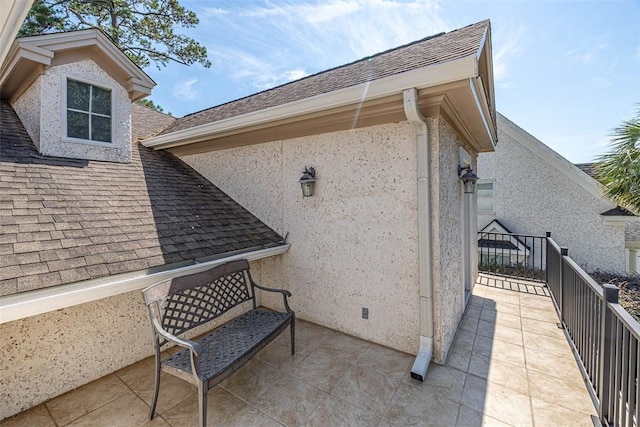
[497,112,611,203]
[0,0,33,66]
[0,243,290,324]
[469,76,497,148]
[143,54,479,150]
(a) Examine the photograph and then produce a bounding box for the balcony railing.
[547,235,640,427]
[477,231,546,282]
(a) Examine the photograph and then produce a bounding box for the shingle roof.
[0,100,282,296]
[161,20,489,135]
[575,163,597,179]
[601,207,636,216]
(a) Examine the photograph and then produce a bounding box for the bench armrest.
[252,283,293,312]
[151,317,203,356]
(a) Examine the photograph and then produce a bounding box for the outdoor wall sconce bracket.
[299,167,316,197]
[458,165,478,194]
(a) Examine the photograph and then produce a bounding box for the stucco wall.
[37,60,131,163]
[429,117,469,363]
[478,115,625,273]
[11,75,42,150]
[1,261,264,419]
[182,123,421,354]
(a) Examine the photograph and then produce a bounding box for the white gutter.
[143,55,478,150]
[403,88,434,381]
[0,244,290,324]
[0,0,34,67]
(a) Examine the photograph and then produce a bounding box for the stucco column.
[628,248,638,274]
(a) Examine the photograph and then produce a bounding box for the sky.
[144,0,640,164]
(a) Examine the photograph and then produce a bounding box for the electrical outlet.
[362,307,369,319]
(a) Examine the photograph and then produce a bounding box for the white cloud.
[566,43,608,65]
[172,78,198,100]
[492,23,526,81]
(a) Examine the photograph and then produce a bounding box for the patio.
[1,280,597,427]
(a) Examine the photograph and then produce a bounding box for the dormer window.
[65,78,112,143]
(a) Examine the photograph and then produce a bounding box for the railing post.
[545,232,551,284]
[560,247,568,322]
[599,283,619,425]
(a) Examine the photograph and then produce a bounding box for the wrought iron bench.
[142,259,294,427]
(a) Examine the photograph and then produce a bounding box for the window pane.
[67,111,90,139]
[478,198,494,212]
[91,115,111,142]
[67,80,90,111]
[477,183,493,197]
[91,86,111,116]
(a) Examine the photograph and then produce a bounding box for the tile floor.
[2,279,598,427]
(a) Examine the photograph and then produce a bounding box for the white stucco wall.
[183,123,422,354]
[13,59,132,163]
[11,75,42,150]
[478,115,625,273]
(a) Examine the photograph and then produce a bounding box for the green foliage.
[136,98,167,114]
[19,0,211,69]
[595,108,640,214]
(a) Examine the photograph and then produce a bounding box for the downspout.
[403,88,434,381]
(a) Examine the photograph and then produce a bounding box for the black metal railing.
[546,236,640,427]
[477,232,546,282]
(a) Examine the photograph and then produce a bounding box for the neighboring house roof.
[144,20,496,155]
[478,219,531,251]
[575,162,597,179]
[573,164,638,218]
[602,207,635,216]
[0,100,283,296]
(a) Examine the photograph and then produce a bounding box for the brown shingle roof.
[0,101,282,296]
[575,163,598,179]
[161,20,489,135]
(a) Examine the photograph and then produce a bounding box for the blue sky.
[145,0,639,163]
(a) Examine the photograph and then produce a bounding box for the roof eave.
[143,54,481,150]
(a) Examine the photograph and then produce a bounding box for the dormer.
[0,29,155,163]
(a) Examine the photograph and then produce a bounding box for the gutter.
[142,55,478,150]
[403,88,434,381]
[0,243,290,324]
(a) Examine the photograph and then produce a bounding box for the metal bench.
[142,259,294,427]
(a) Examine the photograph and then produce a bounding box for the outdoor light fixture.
[299,167,316,197]
[458,165,478,194]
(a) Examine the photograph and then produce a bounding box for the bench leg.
[198,383,207,427]
[290,316,295,355]
[149,349,161,420]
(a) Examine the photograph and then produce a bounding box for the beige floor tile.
[0,404,55,427]
[483,300,521,315]
[317,331,370,360]
[384,382,459,426]
[476,320,523,346]
[479,309,522,328]
[531,397,596,427]
[464,304,483,319]
[355,343,413,379]
[332,364,400,417]
[305,394,380,427]
[522,330,574,359]
[293,347,351,392]
[221,358,283,402]
[162,387,247,426]
[468,353,529,395]
[222,405,283,427]
[472,284,488,296]
[447,346,472,372]
[528,371,596,415]
[455,405,513,427]
[473,335,526,366]
[524,347,584,384]
[404,363,467,402]
[46,374,130,426]
[452,329,476,352]
[520,306,559,323]
[256,339,312,370]
[519,294,554,310]
[252,376,328,425]
[460,314,480,333]
[469,295,485,307]
[461,375,533,427]
[66,392,165,427]
[520,317,565,339]
[483,290,521,305]
[294,321,335,350]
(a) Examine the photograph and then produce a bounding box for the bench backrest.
[142,260,255,344]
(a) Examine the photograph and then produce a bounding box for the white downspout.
[403,88,434,381]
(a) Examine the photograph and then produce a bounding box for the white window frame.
[476,179,495,214]
[62,74,115,146]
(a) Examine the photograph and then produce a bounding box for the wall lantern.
[458,165,478,194]
[299,167,316,197]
